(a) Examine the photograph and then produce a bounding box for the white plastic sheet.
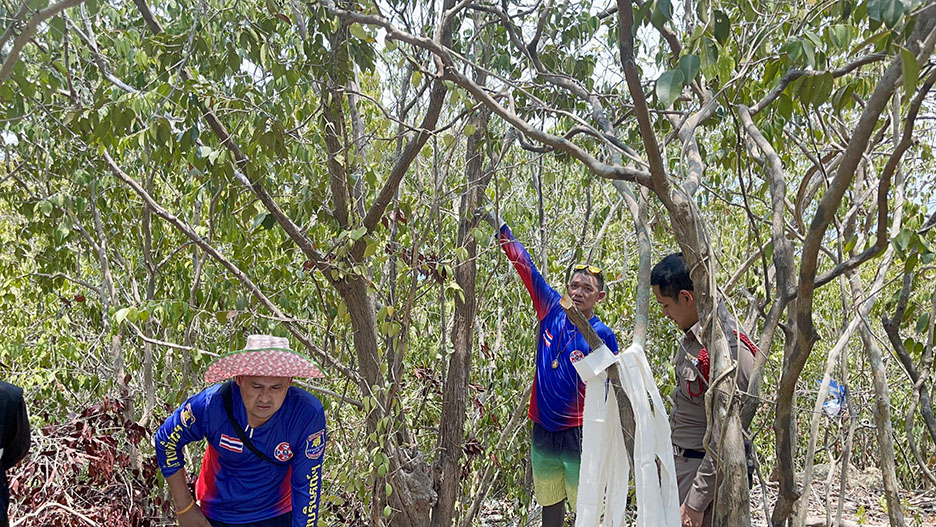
[575,344,680,527]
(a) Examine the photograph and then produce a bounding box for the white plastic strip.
[572,343,618,382]
[576,343,679,527]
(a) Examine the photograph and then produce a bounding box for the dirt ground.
[749,464,936,527]
[478,463,936,526]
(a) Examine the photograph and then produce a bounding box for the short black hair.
[650,252,693,300]
[571,268,606,293]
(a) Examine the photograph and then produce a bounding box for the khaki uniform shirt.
[671,303,757,512]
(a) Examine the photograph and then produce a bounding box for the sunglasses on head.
[574,264,603,276]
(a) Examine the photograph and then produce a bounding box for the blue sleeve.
[497,224,560,321]
[601,329,618,355]
[599,325,619,354]
[291,405,326,527]
[155,390,209,478]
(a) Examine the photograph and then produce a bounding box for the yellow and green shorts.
[531,423,582,509]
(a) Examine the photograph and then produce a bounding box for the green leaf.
[867,0,884,22]
[810,72,834,108]
[115,307,131,325]
[702,37,718,63]
[917,313,930,334]
[446,282,465,303]
[716,49,734,81]
[442,133,455,147]
[852,29,890,55]
[677,54,701,82]
[364,240,379,258]
[50,16,65,40]
[906,251,919,273]
[882,0,904,28]
[804,30,823,50]
[713,10,730,45]
[251,212,268,231]
[52,214,72,243]
[634,0,654,29]
[350,23,369,40]
[411,70,423,88]
[778,92,793,120]
[0,84,13,102]
[785,39,803,63]
[832,83,855,113]
[658,0,673,20]
[828,24,851,49]
[73,169,90,186]
[350,226,367,240]
[655,69,685,108]
[650,3,668,29]
[696,0,710,21]
[900,46,919,99]
[463,123,477,136]
[39,201,52,216]
[763,59,780,83]
[802,39,816,68]
[895,228,913,251]
[844,234,858,253]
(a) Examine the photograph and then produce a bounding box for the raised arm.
[496,223,560,321]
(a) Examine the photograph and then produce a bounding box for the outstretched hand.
[475,205,505,232]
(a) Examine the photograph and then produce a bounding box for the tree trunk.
[432,113,491,526]
[612,182,651,348]
[669,206,751,527]
[141,170,156,427]
[559,295,636,462]
[856,320,905,527]
[736,104,796,431]
[615,0,751,520]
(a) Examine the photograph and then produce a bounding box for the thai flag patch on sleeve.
[543,329,554,347]
[219,433,243,453]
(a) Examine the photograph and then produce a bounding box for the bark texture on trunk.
[432,103,491,527]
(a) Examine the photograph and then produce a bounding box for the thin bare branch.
[102,150,357,382]
[320,0,654,189]
[0,0,86,81]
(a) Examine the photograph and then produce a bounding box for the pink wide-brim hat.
[204,334,324,384]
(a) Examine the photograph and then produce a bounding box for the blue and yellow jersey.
[155,383,325,527]
[497,224,619,432]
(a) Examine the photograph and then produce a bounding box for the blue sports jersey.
[498,224,619,432]
[155,383,325,527]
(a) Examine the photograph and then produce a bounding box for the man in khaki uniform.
[651,253,757,527]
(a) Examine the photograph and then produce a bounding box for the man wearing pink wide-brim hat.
[155,335,325,527]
